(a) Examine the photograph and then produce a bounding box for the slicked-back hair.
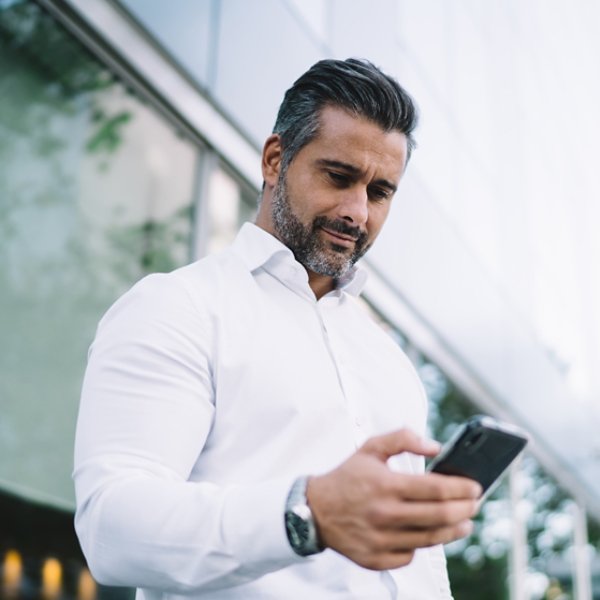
[272,58,418,174]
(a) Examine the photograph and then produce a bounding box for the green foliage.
[0,0,113,102]
[86,111,134,154]
[0,0,188,287]
[447,554,509,600]
[107,205,194,282]
[0,0,193,505]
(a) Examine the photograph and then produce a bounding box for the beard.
[271,172,370,278]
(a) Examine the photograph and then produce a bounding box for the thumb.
[361,428,441,462]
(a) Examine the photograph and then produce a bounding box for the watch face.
[285,511,309,549]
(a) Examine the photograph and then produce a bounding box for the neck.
[307,270,336,300]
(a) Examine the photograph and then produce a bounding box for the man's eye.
[328,172,349,186]
[369,188,391,201]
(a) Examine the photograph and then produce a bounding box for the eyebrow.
[316,159,398,194]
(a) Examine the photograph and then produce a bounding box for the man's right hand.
[306,428,481,571]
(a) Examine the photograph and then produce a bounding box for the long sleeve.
[73,273,301,594]
[75,224,453,598]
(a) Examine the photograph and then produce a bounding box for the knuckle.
[365,503,383,527]
[368,507,388,529]
[394,475,411,496]
[395,550,415,567]
[360,557,378,570]
[419,528,440,547]
[437,503,455,525]
[371,472,392,495]
[370,502,402,529]
[423,527,453,548]
[427,476,447,498]
[360,437,376,453]
[397,427,416,443]
[370,529,391,553]
[361,553,386,571]
[356,531,388,560]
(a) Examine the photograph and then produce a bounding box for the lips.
[320,226,358,245]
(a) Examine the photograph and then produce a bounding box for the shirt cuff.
[220,475,307,577]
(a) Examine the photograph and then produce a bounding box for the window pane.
[0,0,199,506]
[206,163,257,254]
[119,0,213,88]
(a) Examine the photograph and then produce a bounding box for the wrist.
[284,476,324,556]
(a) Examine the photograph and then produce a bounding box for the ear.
[261,134,282,188]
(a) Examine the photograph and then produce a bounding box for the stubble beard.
[271,171,370,278]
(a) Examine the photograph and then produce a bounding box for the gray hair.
[272,58,419,174]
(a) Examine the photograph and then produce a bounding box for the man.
[74,58,480,599]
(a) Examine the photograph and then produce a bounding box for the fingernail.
[460,521,474,536]
[472,483,483,498]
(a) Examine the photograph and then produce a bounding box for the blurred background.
[1,0,599,598]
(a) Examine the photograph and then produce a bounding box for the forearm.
[74,274,303,592]
[75,461,301,593]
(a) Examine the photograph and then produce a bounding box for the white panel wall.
[69,0,600,511]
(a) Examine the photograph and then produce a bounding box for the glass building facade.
[1,1,598,599]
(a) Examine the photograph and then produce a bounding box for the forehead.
[300,105,409,180]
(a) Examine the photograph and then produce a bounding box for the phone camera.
[465,431,485,451]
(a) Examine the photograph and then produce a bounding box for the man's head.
[272,58,418,175]
[256,58,418,296]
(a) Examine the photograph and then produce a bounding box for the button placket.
[314,304,346,400]
[317,303,368,446]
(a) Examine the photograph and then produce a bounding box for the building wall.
[1,0,599,598]
[107,0,600,512]
[2,0,599,523]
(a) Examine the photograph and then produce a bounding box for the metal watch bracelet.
[284,476,324,556]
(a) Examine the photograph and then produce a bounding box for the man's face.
[271,171,370,278]
[261,105,408,280]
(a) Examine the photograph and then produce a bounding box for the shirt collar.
[230,222,368,298]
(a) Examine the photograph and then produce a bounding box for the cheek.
[292,190,334,221]
[367,205,391,238]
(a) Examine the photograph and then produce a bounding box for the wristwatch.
[284,476,324,556]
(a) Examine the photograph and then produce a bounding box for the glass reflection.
[0,0,198,505]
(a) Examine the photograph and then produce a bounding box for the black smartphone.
[426,416,529,495]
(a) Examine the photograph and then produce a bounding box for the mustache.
[313,216,367,244]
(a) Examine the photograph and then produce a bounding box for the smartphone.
[426,415,529,495]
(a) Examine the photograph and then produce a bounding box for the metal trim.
[36,0,262,190]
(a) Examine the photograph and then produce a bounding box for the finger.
[386,520,474,551]
[361,429,441,462]
[390,472,482,501]
[376,498,479,529]
[353,520,474,570]
[394,500,478,529]
[355,549,416,572]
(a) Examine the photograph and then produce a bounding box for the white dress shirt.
[74,222,453,599]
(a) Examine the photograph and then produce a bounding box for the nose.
[337,187,369,226]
